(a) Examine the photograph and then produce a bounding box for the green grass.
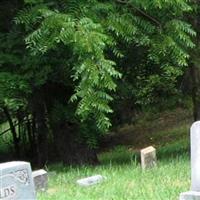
[38,145,190,200]
[37,113,191,200]
[0,108,192,199]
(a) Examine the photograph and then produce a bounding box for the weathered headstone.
[32,169,48,192]
[77,175,104,186]
[140,146,156,170]
[0,161,36,200]
[179,121,200,200]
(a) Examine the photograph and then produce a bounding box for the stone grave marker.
[140,146,156,170]
[32,169,48,192]
[0,161,36,200]
[77,175,104,186]
[179,121,200,200]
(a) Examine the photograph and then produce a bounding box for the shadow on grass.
[157,139,189,161]
[99,146,140,166]
[40,140,190,177]
[99,140,190,167]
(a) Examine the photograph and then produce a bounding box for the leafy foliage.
[0,0,196,151]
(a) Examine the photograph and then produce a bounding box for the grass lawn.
[38,146,190,200]
[0,108,192,199]
[37,109,192,200]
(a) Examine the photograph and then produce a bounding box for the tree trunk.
[31,91,49,167]
[2,106,20,158]
[39,83,99,166]
[51,122,99,165]
[190,64,200,121]
[26,116,36,159]
[35,105,48,167]
[189,10,200,121]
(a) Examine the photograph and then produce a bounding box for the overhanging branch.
[116,0,162,28]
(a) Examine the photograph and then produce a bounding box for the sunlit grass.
[38,144,190,200]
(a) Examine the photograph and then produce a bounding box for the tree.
[0,0,195,166]
[187,2,200,120]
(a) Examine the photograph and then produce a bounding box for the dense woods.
[0,0,199,167]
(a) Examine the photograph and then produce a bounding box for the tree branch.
[0,118,33,136]
[116,0,162,28]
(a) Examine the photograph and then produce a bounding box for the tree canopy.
[0,0,197,166]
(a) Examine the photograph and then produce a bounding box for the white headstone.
[191,121,200,191]
[179,121,200,199]
[0,161,36,200]
[32,169,48,192]
[180,191,200,200]
[140,146,157,170]
[77,175,104,186]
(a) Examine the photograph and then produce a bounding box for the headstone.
[32,169,48,192]
[180,191,200,200]
[0,161,36,200]
[140,146,156,170]
[191,122,200,192]
[77,175,104,186]
[179,121,200,200]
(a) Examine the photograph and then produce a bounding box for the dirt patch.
[100,108,192,151]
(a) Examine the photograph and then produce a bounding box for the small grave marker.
[77,175,104,186]
[0,161,36,200]
[179,121,200,199]
[140,146,156,170]
[32,169,48,192]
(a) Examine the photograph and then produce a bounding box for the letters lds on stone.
[0,161,36,200]
[0,186,16,199]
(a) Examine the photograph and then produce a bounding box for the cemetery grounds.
[1,108,192,199]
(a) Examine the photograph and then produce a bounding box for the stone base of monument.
[179,191,200,200]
